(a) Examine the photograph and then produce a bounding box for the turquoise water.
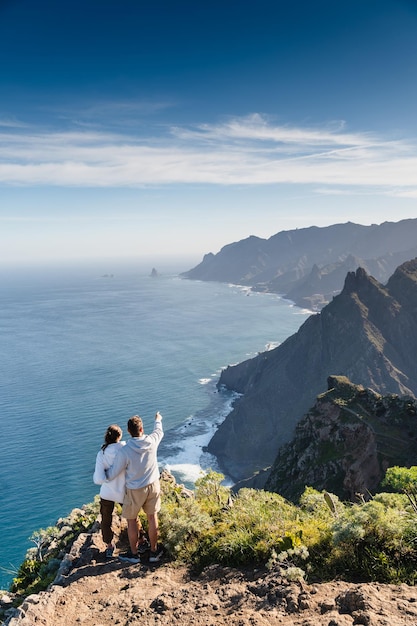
[0,263,309,589]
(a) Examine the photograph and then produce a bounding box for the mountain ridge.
[207,258,417,484]
[182,219,417,309]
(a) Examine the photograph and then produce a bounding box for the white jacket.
[93,441,126,503]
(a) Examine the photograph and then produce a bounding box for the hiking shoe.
[138,537,150,554]
[105,546,114,560]
[118,550,140,564]
[149,545,164,563]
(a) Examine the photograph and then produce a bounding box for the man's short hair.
[128,415,143,437]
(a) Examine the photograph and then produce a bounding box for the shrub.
[325,496,417,582]
[195,470,231,516]
[267,545,310,582]
[190,487,308,570]
[159,496,213,561]
[383,466,417,512]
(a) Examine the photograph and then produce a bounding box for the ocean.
[0,262,310,589]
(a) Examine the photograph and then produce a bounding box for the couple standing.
[93,411,164,564]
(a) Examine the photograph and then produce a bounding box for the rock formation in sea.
[207,259,417,485]
[182,219,417,310]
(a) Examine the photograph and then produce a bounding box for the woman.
[93,424,126,559]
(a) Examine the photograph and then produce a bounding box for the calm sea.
[0,262,309,589]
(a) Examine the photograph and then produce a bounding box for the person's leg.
[119,488,145,562]
[127,518,139,554]
[100,498,115,547]
[143,480,163,561]
[121,488,146,556]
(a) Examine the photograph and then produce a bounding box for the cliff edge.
[4,523,417,626]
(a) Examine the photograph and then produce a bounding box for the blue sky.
[1,0,417,268]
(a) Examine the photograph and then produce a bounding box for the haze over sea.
[0,262,310,589]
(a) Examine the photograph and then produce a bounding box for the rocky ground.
[3,524,417,626]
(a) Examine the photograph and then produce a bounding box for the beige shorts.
[122,480,161,519]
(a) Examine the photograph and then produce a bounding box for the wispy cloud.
[0,113,416,195]
[171,114,373,148]
[0,116,28,128]
[48,98,177,130]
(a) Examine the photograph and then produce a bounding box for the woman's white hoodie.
[93,441,126,503]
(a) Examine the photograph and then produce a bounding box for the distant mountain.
[264,375,417,502]
[182,219,417,309]
[207,258,417,485]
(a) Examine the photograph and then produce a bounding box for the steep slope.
[182,219,417,309]
[265,375,417,502]
[207,260,417,483]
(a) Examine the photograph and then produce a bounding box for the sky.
[1,0,417,269]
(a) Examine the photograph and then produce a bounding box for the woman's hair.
[101,424,122,451]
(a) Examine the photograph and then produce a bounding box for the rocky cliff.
[207,259,417,484]
[265,375,417,502]
[182,219,417,310]
[4,524,417,626]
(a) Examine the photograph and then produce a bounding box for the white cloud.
[0,114,416,196]
[0,117,28,128]
[383,188,417,198]
[172,114,373,148]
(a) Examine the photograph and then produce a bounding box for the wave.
[159,381,239,487]
[198,377,214,385]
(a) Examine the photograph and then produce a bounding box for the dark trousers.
[100,498,115,545]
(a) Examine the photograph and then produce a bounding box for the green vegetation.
[10,468,417,603]
[383,466,417,512]
[158,469,417,583]
[10,498,99,600]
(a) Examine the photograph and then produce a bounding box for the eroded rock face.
[265,375,417,501]
[208,261,417,485]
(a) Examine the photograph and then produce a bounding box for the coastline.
[158,378,241,487]
[159,283,313,489]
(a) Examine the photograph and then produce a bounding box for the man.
[105,411,164,563]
